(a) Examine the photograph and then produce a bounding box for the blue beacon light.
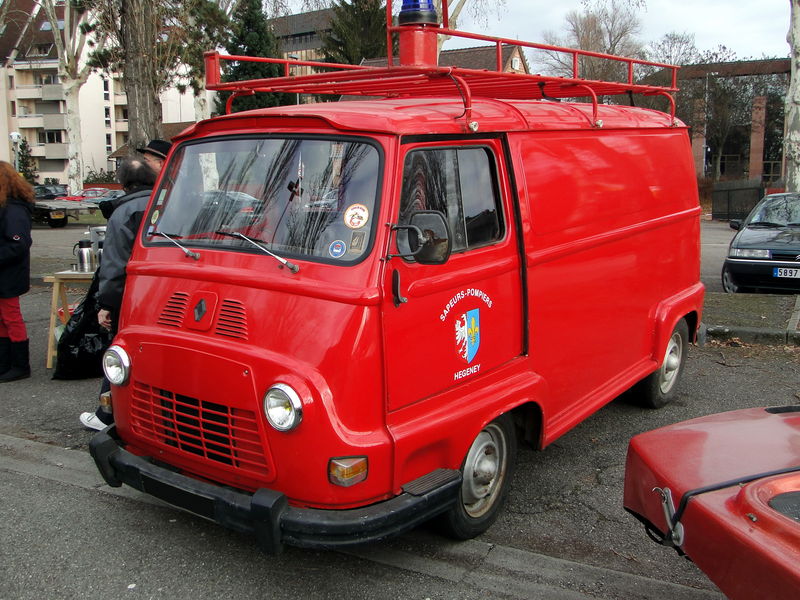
[399,0,438,25]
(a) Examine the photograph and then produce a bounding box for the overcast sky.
[446,1,791,61]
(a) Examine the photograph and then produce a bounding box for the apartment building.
[0,1,193,188]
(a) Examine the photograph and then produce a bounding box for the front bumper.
[90,427,461,553]
[723,258,800,292]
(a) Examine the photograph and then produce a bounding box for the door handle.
[392,269,408,307]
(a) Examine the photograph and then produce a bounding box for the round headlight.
[263,383,303,431]
[102,345,131,385]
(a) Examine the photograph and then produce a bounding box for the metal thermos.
[74,239,96,272]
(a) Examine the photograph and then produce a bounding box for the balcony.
[17,114,44,128]
[115,119,129,133]
[114,91,127,104]
[44,143,68,160]
[42,113,66,129]
[30,144,46,158]
[15,85,42,100]
[42,83,64,101]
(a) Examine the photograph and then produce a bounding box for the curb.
[704,296,800,346]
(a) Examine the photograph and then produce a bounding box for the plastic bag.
[52,271,114,380]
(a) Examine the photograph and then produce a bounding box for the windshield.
[146,136,381,264]
[748,195,800,227]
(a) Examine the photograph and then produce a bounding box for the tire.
[438,414,517,540]
[721,265,739,293]
[48,216,68,228]
[634,319,689,409]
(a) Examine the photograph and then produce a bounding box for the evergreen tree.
[322,0,389,65]
[17,139,38,184]
[213,0,290,114]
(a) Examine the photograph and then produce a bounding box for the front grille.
[157,292,190,327]
[130,381,269,477]
[772,252,800,262]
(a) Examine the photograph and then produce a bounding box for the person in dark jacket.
[0,161,35,383]
[80,157,158,429]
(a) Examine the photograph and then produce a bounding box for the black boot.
[0,339,31,382]
[0,337,10,375]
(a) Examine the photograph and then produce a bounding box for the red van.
[90,1,704,552]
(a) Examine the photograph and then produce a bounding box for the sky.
[444,1,791,61]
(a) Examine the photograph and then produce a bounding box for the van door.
[382,140,524,412]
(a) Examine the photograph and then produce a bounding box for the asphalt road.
[2,219,796,599]
[700,219,736,293]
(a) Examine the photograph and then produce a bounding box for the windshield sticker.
[328,240,347,258]
[344,204,369,229]
[150,209,160,225]
[350,231,366,252]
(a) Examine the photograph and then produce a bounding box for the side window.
[400,146,503,254]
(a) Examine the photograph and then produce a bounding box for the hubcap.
[461,423,507,518]
[658,332,683,394]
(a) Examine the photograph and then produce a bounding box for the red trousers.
[0,296,27,341]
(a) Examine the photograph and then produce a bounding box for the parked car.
[55,187,111,202]
[721,193,800,293]
[33,184,68,200]
[624,406,800,600]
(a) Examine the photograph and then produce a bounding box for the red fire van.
[90,1,704,552]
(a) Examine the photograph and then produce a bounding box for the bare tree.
[39,1,109,193]
[540,0,644,82]
[786,0,800,191]
[645,31,699,67]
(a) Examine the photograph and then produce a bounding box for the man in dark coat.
[80,157,158,429]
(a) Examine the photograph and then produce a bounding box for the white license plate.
[773,267,800,278]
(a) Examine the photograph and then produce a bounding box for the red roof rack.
[204,0,679,127]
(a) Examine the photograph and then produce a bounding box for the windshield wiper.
[215,230,299,273]
[152,231,200,260]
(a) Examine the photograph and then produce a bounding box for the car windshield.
[748,196,800,227]
[147,136,381,264]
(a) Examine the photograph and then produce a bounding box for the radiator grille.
[215,299,248,340]
[130,382,269,477]
[772,252,800,262]
[157,292,190,327]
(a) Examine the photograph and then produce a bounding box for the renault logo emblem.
[194,299,207,322]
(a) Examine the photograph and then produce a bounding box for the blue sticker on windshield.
[329,240,347,258]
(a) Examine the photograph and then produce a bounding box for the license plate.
[774,267,800,278]
[49,210,65,218]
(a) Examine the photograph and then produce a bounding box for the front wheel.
[721,265,739,293]
[633,319,689,409]
[438,414,516,540]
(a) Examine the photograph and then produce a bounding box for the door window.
[399,147,503,254]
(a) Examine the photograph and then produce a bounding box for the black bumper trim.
[89,428,461,553]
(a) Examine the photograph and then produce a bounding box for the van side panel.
[508,127,701,444]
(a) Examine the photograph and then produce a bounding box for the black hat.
[136,139,172,159]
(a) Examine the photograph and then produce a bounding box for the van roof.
[181,97,680,141]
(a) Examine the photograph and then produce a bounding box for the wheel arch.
[652,284,705,360]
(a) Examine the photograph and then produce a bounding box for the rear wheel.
[634,319,689,409]
[439,414,516,540]
[48,216,68,228]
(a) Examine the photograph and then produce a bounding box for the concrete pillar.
[749,95,766,182]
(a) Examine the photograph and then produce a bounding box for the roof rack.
[204,0,679,128]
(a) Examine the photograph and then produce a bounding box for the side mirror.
[389,210,451,265]
[729,220,741,230]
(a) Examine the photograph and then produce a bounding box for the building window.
[34,72,59,86]
[28,44,53,57]
[10,101,15,117]
[8,75,13,89]
[38,130,63,144]
[105,107,111,128]
[103,79,110,101]
[511,57,521,71]
[106,134,113,153]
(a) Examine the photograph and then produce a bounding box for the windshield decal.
[328,240,347,258]
[344,204,369,229]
